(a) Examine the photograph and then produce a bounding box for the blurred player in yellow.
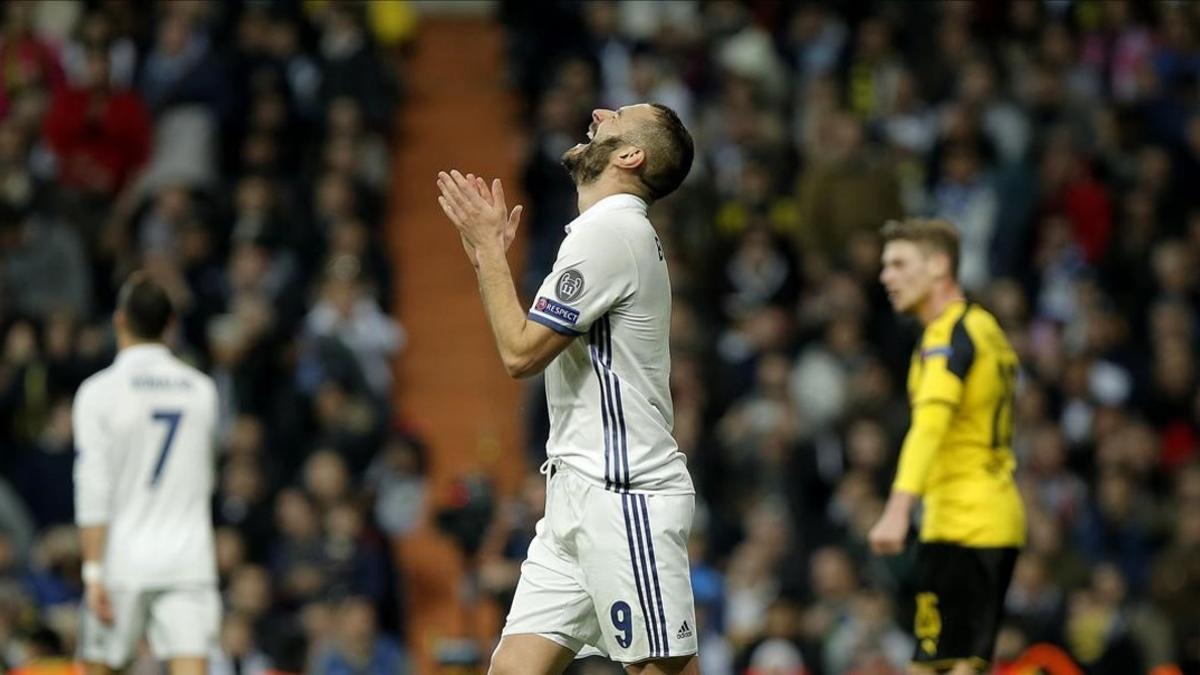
[868,219,1025,675]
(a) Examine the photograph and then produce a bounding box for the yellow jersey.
[894,300,1026,547]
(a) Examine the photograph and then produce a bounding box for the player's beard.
[561,136,623,187]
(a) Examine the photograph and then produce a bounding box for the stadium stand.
[0,1,413,673]
[2,2,1200,675]
[493,2,1200,674]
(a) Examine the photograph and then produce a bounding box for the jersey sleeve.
[73,381,113,526]
[527,226,637,335]
[894,319,976,494]
[911,319,975,407]
[203,374,220,445]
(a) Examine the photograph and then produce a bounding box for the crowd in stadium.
[500,2,1200,674]
[0,1,412,673]
[0,1,1199,675]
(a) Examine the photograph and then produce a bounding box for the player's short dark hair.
[632,103,694,201]
[881,218,961,278]
[117,273,174,340]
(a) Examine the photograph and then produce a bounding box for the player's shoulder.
[75,363,121,403]
[562,219,641,271]
[572,208,660,266]
[962,303,1015,357]
[962,303,1003,334]
[168,354,218,395]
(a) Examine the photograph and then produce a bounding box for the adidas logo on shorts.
[676,621,692,640]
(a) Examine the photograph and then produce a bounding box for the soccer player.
[435,103,698,675]
[868,220,1025,675]
[73,274,220,675]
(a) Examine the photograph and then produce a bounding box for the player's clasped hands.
[437,170,523,266]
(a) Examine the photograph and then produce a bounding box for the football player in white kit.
[73,274,220,675]
[436,103,698,675]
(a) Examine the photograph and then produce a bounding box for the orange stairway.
[385,14,528,675]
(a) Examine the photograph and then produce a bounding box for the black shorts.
[911,541,1019,671]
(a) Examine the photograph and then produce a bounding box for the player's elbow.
[502,354,543,379]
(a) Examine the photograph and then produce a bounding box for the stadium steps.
[386,13,529,674]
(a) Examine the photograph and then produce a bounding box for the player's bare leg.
[627,655,699,674]
[488,634,577,675]
[168,657,207,675]
[82,662,115,675]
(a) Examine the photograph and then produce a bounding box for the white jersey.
[528,193,692,495]
[73,344,219,587]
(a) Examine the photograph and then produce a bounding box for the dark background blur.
[1,1,1199,675]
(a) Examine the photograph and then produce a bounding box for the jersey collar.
[565,193,648,233]
[931,298,968,325]
[115,343,170,365]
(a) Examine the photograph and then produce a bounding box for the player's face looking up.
[561,105,649,186]
[561,104,694,201]
[880,239,951,314]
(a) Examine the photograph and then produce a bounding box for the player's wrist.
[474,239,505,260]
[82,560,104,586]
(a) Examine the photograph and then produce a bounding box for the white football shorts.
[501,463,698,664]
[79,584,220,667]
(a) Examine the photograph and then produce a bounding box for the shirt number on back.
[149,410,183,487]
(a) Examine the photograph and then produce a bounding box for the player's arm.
[474,245,576,378]
[873,401,957,541]
[438,170,574,378]
[72,383,115,622]
[870,327,974,554]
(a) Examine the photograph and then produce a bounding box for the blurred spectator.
[43,46,150,198]
[367,434,427,539]
[215,456,274,564]
[0,1,66,124]
[209,612,272,675]
[795,112,903,264]
[0,479,34,569]
[1021,423,1088,527]
[932,142,998,293]
[312,596,409,675]
[271,488,327,608]
[315,5,395,131]
[736,598,810,675]
[823,590,911,675]
[11,399,75,528]
[60,8,136,89]
[303,262,404,401]
[138,10,228,117]
[0,200,91,321]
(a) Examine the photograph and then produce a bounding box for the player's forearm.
[80,525,107,563]
[474,244,538,376]
[881,489,918,520]
[892,401,955,494]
